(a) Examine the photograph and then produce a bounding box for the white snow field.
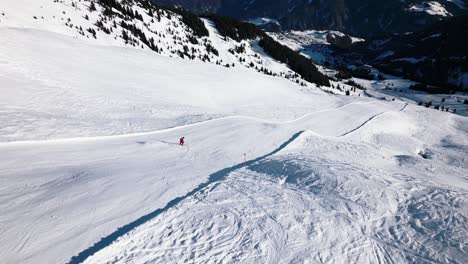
[0,27,348,142]
[1,2,468,264]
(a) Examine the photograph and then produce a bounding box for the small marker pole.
[244,153,247,167]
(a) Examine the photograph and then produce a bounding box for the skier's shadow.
[136,140,179,145]
[157,140,179,145]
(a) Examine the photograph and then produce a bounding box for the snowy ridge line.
[340,103,408,137]
[0,101,379,146]
[68,131,305,264]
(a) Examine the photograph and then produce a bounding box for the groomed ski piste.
[1,1,468,264]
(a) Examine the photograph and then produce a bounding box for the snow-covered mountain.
[157,0,468,36]
[0,0,331,88]
[1,1,467,264]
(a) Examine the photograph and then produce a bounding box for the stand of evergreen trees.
[409,83,456,94]
[204,14,330,86]
[259,35,330,86]
[171,8,209,37]
[120,21,158,51]
[204,15,260,41]
[98,0,144,20]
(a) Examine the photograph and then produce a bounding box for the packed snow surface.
[1,1,468,264]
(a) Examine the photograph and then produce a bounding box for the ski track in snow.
[339,103,408,137]
[0,100,375,146]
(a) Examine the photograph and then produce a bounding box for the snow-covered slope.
[1,98,401,264]
[0,9,354,263]
[0,26,341,142]
[1,1,467,264]
[0,0,341,141]
[83,106,468,263]
[0,0,313,87]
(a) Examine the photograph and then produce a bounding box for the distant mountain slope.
[351,14,468,90]
[261,14,467,90]
[156,0,468,37]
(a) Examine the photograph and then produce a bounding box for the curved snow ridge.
[339,103,409,137]
[0,100,394,147]
[68,131,305,264]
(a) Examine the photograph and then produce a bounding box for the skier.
[179,137,185,146]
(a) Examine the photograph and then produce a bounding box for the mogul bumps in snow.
[179,137,185,146]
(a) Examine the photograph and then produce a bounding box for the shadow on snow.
[68,131,305,263]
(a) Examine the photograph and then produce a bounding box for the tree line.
[205,14,330,86]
